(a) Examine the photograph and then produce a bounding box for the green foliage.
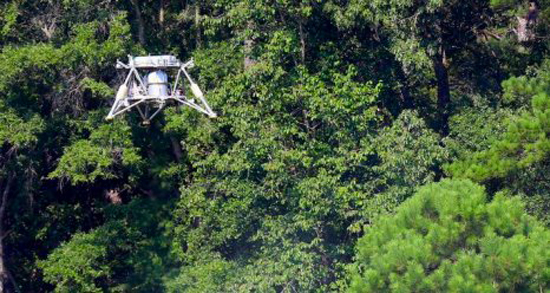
[0,105,44,148]
[348,179,550,292]
[449,62,550,181]
[0,1,19,41]
[80,78,115,99]
[165,63,383,291]
[446,108,513,159]
[40,231,111,293]
[49,121,143,185]
[502,61,550,108]
[163,253,239,293]
[366,110,449,219]
[0,44,61,94]
[163,56,452,290]
[39,199,175,292]
[2,0,550,291]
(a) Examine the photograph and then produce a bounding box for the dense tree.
[39,199,174,292]
[347,179,550,292]
[335,0,496,133]
[448,59,550,226]
[0,0,549,291]
[449,59,550,181]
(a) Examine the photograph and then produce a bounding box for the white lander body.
[106,55,216,123]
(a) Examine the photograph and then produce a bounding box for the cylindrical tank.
[115,84,128,100]
[146,70,169,97]
[190,83,204,99]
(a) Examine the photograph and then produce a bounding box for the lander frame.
[106,55,216,123]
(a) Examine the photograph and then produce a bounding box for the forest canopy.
[0,0,549,292]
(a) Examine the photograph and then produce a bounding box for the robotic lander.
[106,55,216,124]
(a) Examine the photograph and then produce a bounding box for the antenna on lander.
[106,55,216,124]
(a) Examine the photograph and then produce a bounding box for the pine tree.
[347,179,550,292]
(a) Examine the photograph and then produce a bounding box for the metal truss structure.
[106,55,216,124]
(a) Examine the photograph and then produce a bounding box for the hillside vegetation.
[0,0,550,292]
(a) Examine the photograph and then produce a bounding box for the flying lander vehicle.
[106,55,216,124]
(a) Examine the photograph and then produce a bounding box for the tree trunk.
[130,0,146,46]
[432,49,451,135]
[159,0,165,26]
[169,137,184,163]
[395,65,413,109]
[298,19,306,64]
[515,16,534,42]
[244,21,257,70]
[0,174,14,293]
